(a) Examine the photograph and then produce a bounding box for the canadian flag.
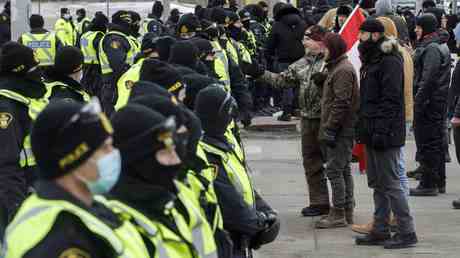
[338,6,367,173]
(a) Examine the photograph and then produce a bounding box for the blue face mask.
[85,149,121,195]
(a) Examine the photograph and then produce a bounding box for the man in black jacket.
[410,14,450,196]
[354,19,417,249]
[265,4,306,121]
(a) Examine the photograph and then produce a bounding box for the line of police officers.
[0,2,279,258]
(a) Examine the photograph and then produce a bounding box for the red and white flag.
[338,5,366,75]
[338,6,367,173]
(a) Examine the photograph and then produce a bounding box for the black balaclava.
[90,12,109,32]
[195,85,237,138]
[112,104,181,191]
[183,73,219,109]
[156,36,177,61]
[228,24,244,41]
[152,1,164,19]
[76,8,86,22]
[170,9,180,23]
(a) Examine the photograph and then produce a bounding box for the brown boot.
[351,220,374,234]
[315,208,347,229]
[345,208,354,224]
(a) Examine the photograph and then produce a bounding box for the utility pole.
[11,0,31,41]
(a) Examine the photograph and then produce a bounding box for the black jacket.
[414,34,450,122]
[265,6,306,64]
[23,181,125,257]
[0,75,46,230]
[357,38,405,149]
[45,73,89,102]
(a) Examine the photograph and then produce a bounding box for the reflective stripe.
[45,81,91,102]
[22,32,56,66]
[19,136,34,167]
[81,31,103,65]
[99,31,138,75]
[5,205,51,236]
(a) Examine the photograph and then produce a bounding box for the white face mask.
[63,13,71,20]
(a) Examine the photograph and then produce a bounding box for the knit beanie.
[305,25,327,42]
[156,36,177,61]
[29,14,44,29]
[31,100,112,179]
[416,13,438,35]
[152,1,164,18]
[90,12,109,32]
[211,7,229,25]
[141,32,159,53]
[54,46,84,75]
[195,85,236,136]
[168,41,199,69]
[360,18,385,33]
[190,38,214,58]
[183,73,219,109]
[129,81,173,101]
[422,0,436,9]
[139,59,184,95]
[0,42,38,74]
[336,5,352,16]
[131,94,186,129]
[61,8,70,15]
[112,10,132,29]
[323,32,347,60]
[177,13,202,34]
[112,104,171,165]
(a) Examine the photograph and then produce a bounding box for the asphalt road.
[245,136,460,258]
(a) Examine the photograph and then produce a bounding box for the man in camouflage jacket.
[256,25,331,217]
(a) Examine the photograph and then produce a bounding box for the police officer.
[19,14,63,71]
[2,99,155,257]
[195,85,280,256]
[0,42,48,236]
[142,1,167,37]
[44,47,90,102]
[99,10,140,115]
[55,8,77,46]
[0,1,11,46]
[177,13,202,40]
[75,8,91,40]
[80,12,109,98]
[110,103,218,258]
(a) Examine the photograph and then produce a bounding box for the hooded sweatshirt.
[375,0,410,43]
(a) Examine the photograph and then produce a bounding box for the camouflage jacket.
[260,52,325,119]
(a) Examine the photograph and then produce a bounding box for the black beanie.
[0,42,38,74]
[183,73,219,109]
[129,81,174,104]
[238,9,251,21]
[422,0,436,9]
[139,60,184,96]
[152,1,164,18]
[61,8,69,15]
[131,94,186,128]
[359,18,385,33]
[424,8,443,28]
[141,32,159,53]
[190,38,214,58]
[195,85,235,136]
[416,13,438,35]
[31,100,112,179]
[112,104,169,165]
[177,13,201,34]
[168,41,199,69]
[336,5,352,16]
[54,46,84,75]
[29,14,44,29]
[156,36,177,61]
[211,7,229,25]
[91,12,109,32]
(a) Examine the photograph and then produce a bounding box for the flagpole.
[338,5,361,35]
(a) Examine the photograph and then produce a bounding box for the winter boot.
[351,221,374,234]
[355,231,391,246]
[301,205,329,217]
[452,198,460,209]
[410,183,438,196]
[315,208,347,229]
[383,232,418,249]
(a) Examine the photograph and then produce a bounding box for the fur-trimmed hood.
[380,36,399,54]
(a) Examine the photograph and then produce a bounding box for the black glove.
[321,128,337,148]
[251,212,281,249]
[311,72,328,87]
[241,61,265,78]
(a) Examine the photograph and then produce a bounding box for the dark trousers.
[301,118,329,206]
[320,135,354,209]
[274,62,294,115]
[366,146,415,234]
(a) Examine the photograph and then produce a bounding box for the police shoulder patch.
[58,248,90,258]
[0,113,13,129]
[111,40,121,49]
